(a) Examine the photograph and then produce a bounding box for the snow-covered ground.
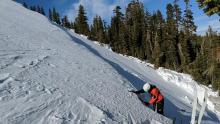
[157,68,219,114]
[0,0,219,124]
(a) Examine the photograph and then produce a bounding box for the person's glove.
[138,98,149,106]
[143,102,150,106]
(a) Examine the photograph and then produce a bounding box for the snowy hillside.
[0,0,219,124]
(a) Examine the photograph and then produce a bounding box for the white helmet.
[143,83,150,92]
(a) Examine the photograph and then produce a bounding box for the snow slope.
[0,0,171,123]
[0,0,219,124]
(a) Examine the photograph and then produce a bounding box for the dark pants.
[153,99,164,115]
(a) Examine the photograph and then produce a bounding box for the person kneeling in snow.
[130,83,164,115]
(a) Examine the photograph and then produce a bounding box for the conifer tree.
[90,16,109,44]
[180,0,197,68]
[205,26,220,90]
[153,10,165,67]
[191,26,220,92]
[183,0,197,35]
[103,21,110,44]
[125,0,145,59]
[30,6,36,11]
[52,7,61,25]
[70,22,74,29]
[23,2,28,8]
[164,3,180,70]
[49,9,52,21]
[148,13,157,62]
[40,6,45,15]
[109,6,127,53]
[74,5,90,35]
[52,7,56,21]
[197,0,220,16]
[37,5,41,14]
[173,0,182,32]
[62,15,71,28]
[90,15,104,42]
[144,10,153,61]
[56,13,61,25]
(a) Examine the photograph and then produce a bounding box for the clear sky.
[16,0,220,35]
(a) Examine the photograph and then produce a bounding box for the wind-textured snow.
[0,0,219,124]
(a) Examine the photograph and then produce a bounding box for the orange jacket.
[149,87,164,105]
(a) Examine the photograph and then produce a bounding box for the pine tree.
[56,12,61,25]
[183,0,197,34]
[191,26,220,91]
[52,7,56,21]
[147,13,157,63]
[180,34,194,66]
[197,0,220,16]
[23,2,28,8]
[37,5,41,14]
[173,0,182,32]
[90,15,104,42]
[205,26,220,91]
[49,9,52,21]
[96,16,104,43]
[180,0,197,68]
[62,15,71,28]
[40,6,45,15]
[109,6,125,53]
[74,5,90,35]
[52,7,61,25]
[90,16,98,41]
[164,3,180,70]
[30,6,36,11]
[125,0,146,59]
[173,0,183,69]
[70,22,74,29]
[153,10,165,68]
[144,10,153,61]
[103,21,110,44]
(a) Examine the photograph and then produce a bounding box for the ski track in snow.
[0,0,219,124]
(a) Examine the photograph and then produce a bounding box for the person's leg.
[153,103,156,111]
[157,100,164,115]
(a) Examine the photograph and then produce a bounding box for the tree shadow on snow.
[49,22,220,124]
[164,97,191,124]
[202,109,220,123]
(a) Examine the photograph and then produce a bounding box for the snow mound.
[122,55,155,68]
[157,67,195,94]
[93,41,112,51]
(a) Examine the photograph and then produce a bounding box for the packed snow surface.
[0,0,219,124]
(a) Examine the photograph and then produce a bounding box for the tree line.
[23,3,45,15]
[22,1,220,93]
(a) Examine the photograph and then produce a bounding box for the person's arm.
[139,98,150,106]
[149,95,157,105]
[130,89,145,94]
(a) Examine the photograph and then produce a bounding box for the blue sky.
[16,0,220,35]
